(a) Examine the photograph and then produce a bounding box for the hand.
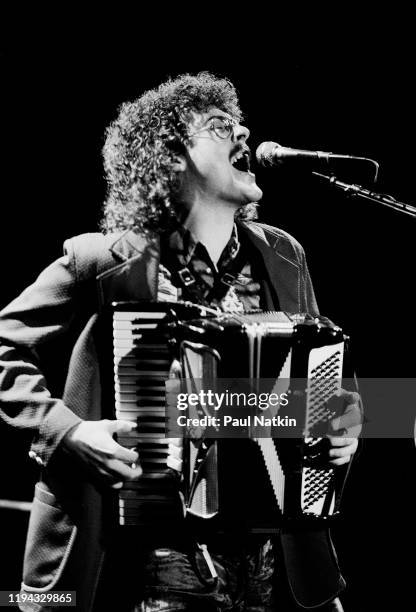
[327,436,358,466]
[61,419,142,489]
[327,389,363,466]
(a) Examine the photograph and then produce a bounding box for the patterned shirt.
[159,224,263,313]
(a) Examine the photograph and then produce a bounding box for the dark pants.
[94,532,343,612]
[134,538,275,611]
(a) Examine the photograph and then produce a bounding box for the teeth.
[231,154,242,165]
[231,150,247,165]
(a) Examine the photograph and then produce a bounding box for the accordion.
[97,301,350,530]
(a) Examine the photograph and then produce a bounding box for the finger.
[335,388,360,401]
[343,425,362,439]
[85,449,135,475]
[105,459,143,480]
[91,464,129,488]
[111,443,139,464]
[329,441,358,458]
[105,419,138,435]
[88,440,138,465]
[330,405,363,432]
[328,422,362,439]
[327,436,348,447]
[328,436,357,447]
[329,455,351,466]
[92,461,142,486]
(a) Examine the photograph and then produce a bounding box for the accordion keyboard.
[113,309,181,526]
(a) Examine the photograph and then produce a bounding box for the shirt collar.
[167,223,241,267]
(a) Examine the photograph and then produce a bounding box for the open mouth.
[230,148,252,173]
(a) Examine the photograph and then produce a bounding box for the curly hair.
[100,72,258,234]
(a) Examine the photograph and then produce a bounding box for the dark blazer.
[0,222,344,611]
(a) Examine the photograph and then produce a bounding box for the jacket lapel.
[97,230,160,307]
[96,224,301,312]
[241,222,301,312]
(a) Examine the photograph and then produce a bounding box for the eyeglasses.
[188,115,238,141]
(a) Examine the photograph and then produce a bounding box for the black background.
[0,13,415,610]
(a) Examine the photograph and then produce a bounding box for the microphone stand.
[312,172,416,219]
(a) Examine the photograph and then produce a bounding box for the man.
[0,72,359,611]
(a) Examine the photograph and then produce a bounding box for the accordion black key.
[97,302,350,529]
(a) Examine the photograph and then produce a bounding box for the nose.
[233,123,250,143]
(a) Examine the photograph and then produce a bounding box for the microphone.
[256,141,365,167]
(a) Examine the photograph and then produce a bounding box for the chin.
[253,186,263,200]
[244,186,263,203]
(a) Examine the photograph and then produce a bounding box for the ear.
[171,154,187,173]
